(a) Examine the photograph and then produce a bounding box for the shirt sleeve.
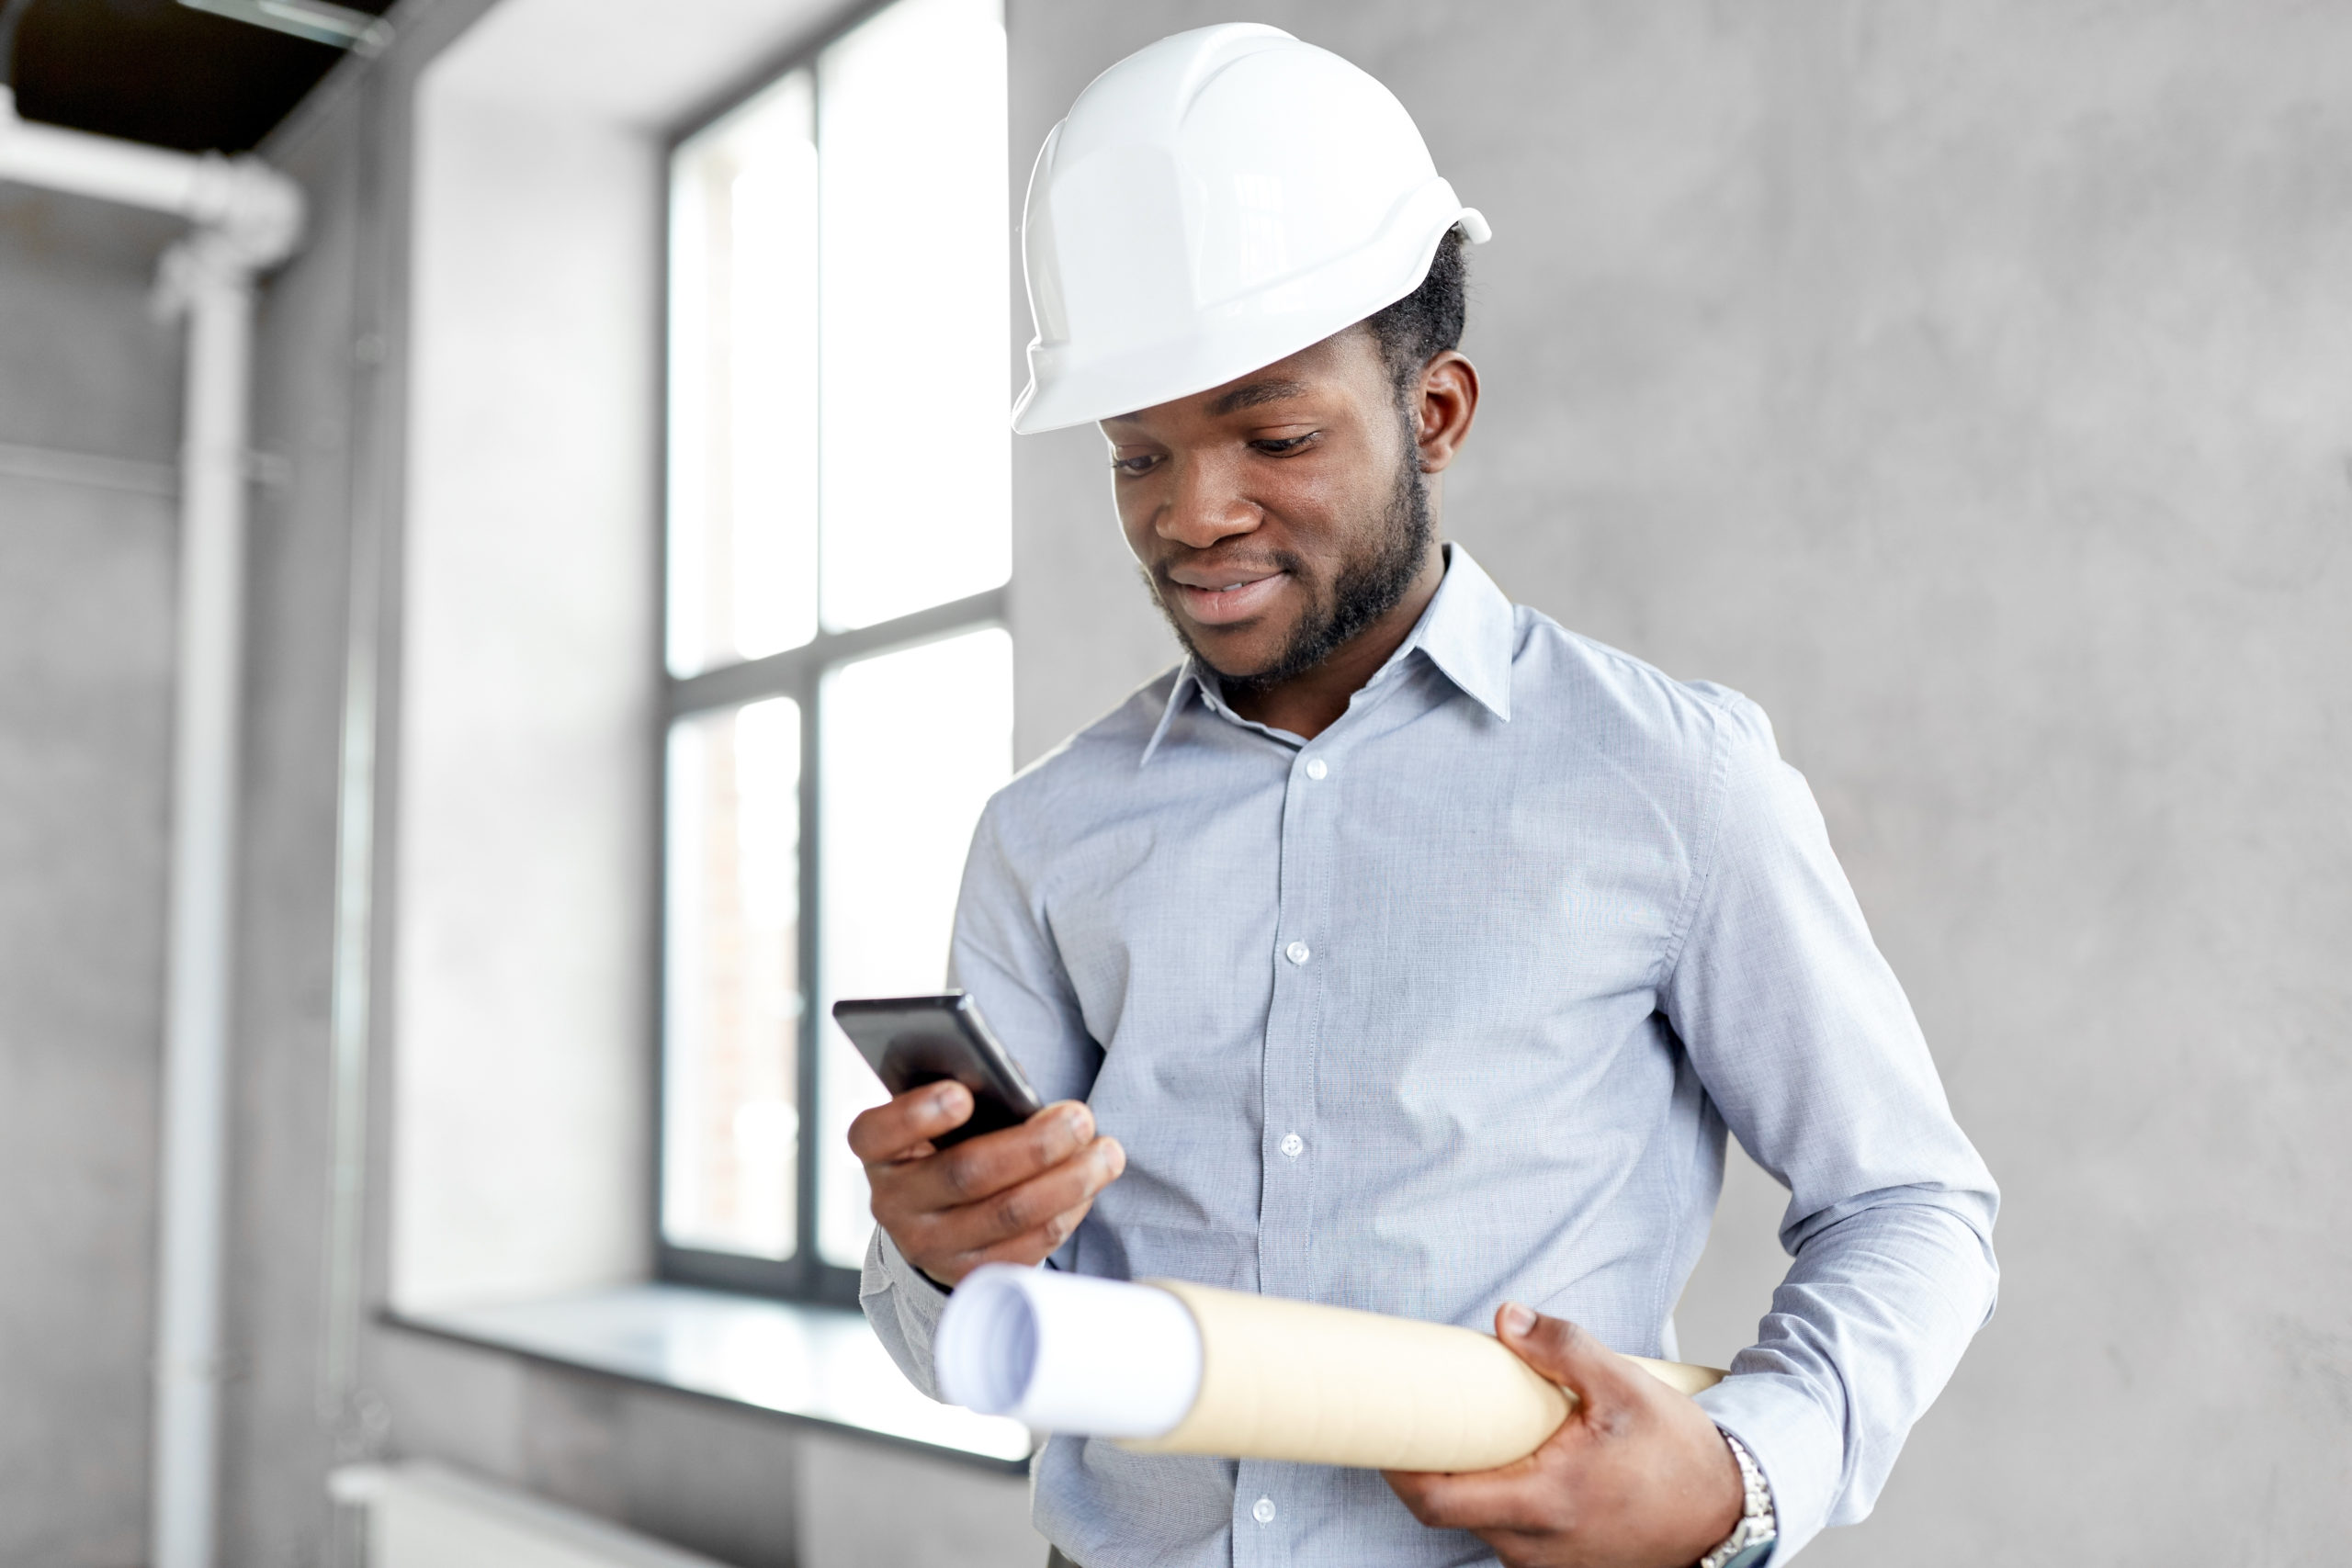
[859,1225,953,1399]
[1663,691,2000,1561]
[857,788,1108,1400]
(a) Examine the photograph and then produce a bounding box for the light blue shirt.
[863,546,1997,1566]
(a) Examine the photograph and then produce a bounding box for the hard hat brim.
[1011,197,1489,434]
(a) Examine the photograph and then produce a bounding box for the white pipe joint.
[0,85,303,272]
[170,155,305,276]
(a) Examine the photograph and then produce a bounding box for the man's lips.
[1169,571,1287,626]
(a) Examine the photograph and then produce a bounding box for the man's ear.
[1413,350,1480,474]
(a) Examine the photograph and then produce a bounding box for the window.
[660,0,1012,1302]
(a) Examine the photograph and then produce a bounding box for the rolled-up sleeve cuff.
[859,1228,955,1399]
[1694,1373,1845,1561]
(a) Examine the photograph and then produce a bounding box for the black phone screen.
[831,992,1046,1148]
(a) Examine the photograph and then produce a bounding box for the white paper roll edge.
[934,1265,1204,1438]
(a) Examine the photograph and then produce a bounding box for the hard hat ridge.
[1060,22,1295,149]
[1012,25,1489,434]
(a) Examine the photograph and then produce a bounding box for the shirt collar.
[1403,544,1515,724]
[1138,660,1215,766]
[1139,543,1515,765]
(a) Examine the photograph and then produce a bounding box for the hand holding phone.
[839,993,1125,1288]
[833,993,1046,1147]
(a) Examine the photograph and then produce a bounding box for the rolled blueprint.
[933,1264,1206,1438]
[934,1265,1725,1472]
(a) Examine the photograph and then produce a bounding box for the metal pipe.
[0,89,298,235]
[0,438,177,495]
[149,235,254,1568]
[0,98,209,209]
[0,83,301,1568]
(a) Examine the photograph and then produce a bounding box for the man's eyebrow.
[1206,378,1310,416]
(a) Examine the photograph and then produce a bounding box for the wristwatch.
[1696,1429,1776,1568]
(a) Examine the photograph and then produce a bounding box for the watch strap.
[1695,1429,1776,1568]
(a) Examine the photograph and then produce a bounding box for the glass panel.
[816,626,1014,1268]
[817,0,1012,631]
[668,71,821,676]
[663,697,804,1259]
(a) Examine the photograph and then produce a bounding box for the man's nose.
[1155,455,1261,549]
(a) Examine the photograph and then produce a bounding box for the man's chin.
[1190,638,1283,688]
[1166,619,1286,686]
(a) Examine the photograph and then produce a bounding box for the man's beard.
[1148,428,1435,695]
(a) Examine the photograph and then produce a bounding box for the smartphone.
[831,992,1046,1148]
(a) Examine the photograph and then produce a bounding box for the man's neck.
[1221,546,1447,741]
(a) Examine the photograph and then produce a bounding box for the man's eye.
[1251,434,1316,455]
[1112,454,1160,475]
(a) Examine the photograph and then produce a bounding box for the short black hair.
[1364,226,1468,391]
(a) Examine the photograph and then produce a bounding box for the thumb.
[1496,1302,1643,1415]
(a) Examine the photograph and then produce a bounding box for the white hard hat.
[1011,24,1490,434]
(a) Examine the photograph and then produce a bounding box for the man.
[854,24,1996,1568]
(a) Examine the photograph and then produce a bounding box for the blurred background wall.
[0,1,2345,1565]
[0,184,182,1568]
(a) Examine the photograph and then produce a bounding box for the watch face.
[1723,1541,1776,1568]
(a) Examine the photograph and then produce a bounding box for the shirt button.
[1284,941,1311,965]
[1251,1496,1277,1525]
[1279,1133,1304,1158]
[1304,757,1328,780]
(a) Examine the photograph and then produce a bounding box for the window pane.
[818,0,1011,631]
[663,697,803,1259]
[668,71,820,676]
[816,626,1013,1267]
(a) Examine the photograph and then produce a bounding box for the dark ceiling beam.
[177,0,391,55]
[5,0,394,153]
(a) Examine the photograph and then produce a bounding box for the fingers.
[1495,1303,1647,1422]
[1385,1309,1653,1535]
[899,1136,1126,1281]
[848,1081,973,1164]
[1397,1312,1744,1566]
[858,1094,1129,1285]
[911,1132,1125,1252]
[1384,1461,1560,1537]
[885,1100,1100,1211]
[944,1192,1106,1273]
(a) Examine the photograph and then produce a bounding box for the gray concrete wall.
[215,73,370,1568]
[0,186,185,1568]
[1008,2,2352,1561]
[10,2,2349,1563]
[368,1331,800,1567]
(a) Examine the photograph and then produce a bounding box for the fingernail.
[1060,1102,1094,1136]
[1499,1302,1536,1337]
[930,1083,965,1112]
[1099,1138,1125,1176]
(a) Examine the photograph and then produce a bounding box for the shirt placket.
[1236,738,1337,1564]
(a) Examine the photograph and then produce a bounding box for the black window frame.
[652,0,1009,1306]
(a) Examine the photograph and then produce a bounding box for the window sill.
[384,1283,1032,1472]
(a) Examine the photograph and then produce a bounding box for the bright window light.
[663,697,803,1260]
[659,0,1012,1289]
[818,0,1012,631]
[668,71,822,676]
[816,627,1015,1268]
